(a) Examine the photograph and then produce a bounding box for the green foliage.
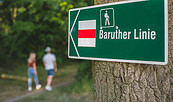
[0,0,93,66]
[0,0,71,63]
[60,79,93,94]
[7,21,35,57]
[60,61,93,94]
[72,0,94,7]
[75,61,92,81]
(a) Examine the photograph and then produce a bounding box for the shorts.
[46,69,54,76]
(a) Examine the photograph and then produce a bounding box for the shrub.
[75,61,92,82]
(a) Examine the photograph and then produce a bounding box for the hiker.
[27,53,42,91]
[43,47,57,91]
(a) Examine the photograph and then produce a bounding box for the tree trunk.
[92,0,173,102]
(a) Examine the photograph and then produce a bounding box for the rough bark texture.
[92,0,173,102]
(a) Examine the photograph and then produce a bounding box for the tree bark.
[92,0,173,102]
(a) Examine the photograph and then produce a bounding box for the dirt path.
[4,79,74,102]
[1,63,79,102]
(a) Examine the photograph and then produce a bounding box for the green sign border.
[68,0,168,65]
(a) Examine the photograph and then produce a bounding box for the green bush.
[60,79,93,94]
[75,61,92,81]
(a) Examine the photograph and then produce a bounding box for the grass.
[60,79,93,94]
[16,79,93,102]
[0,61,93,102]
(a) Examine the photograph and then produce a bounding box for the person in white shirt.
[43,47,57,91]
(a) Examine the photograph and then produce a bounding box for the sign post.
[68,0,168,65]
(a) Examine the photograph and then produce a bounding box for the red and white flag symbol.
[78,20,96,47]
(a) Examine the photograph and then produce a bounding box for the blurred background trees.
[0,0,93,67]
[0,1,94,101]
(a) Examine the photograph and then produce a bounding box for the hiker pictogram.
[100,8,115,29]
[104,11,110,25]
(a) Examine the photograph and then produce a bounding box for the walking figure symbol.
[104,11,110,25]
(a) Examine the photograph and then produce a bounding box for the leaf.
[18,7,26,13]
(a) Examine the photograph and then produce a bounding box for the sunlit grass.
[0,62,79,101]
[0,61,93,102]
[16,79,93,102]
